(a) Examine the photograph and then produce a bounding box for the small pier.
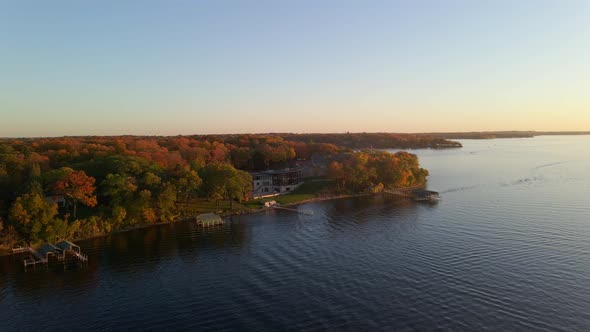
[12,247,32,254]
[14,240,88,269]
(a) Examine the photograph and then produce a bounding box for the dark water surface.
[2,136,590,331]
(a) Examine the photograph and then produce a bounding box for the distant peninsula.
[417,131,590,140]
[0,133,439,253]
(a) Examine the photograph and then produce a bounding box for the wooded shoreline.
[0,190,389,257]
[0,134,438,251]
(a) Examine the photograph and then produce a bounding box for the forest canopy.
[0,133,436,248]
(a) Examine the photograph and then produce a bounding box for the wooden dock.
[12,247,33,254]
[13,240,88,269]
[20,248,47,268]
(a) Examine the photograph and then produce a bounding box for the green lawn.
[246,177,335,207]
[181,178,336,213]
[179,198,249,215]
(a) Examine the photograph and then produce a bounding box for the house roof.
[55,240,79,250]
[38,243,60,257]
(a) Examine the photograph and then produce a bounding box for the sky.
[0,0,589,137]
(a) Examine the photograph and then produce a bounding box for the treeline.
[0,135,346,247]
[281,133,462,149]
[423,131,537,139]
[0,134,429,248]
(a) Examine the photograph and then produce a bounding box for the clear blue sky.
[1,0,588,137]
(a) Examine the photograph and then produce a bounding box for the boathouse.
[196,213,224,226]
[37,243,60,260]
[56,240,81,254]
[14,240,88,269]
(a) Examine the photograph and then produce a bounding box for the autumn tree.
[138,190,157,224]
[52,167,97,218]
[328,151,428,192]
[343,152,371,191]
[9,192,61,242]
[328,161,346,191]
[141,172,162,191]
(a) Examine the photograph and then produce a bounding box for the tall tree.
[101,173,137,206]
[157,184,177,222]
[9,192,59,242]
[174,170,202,202]
[328,161,346,190]
[199,163,252,208]
[53,168,97,218]
[226,170,253,208]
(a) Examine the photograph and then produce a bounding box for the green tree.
[101,173,137,206]
[141,172,162,190]
[9,192,59,242]
[111,206,127,229]
[199,164,230,203]
[199,163,252,208]
[157,184,177,222]
[174,170,202,202]
[226,169,253,208]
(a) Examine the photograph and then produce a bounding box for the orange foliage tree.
[53,168,98,218]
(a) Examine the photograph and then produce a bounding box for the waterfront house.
[252,168,303,199]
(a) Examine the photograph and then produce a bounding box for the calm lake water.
[2,136,590,331]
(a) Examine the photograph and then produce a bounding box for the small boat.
[411,189,440,202]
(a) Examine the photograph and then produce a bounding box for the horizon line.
[2,130,590,140]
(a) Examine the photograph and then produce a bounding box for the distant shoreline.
[416,131,590,140]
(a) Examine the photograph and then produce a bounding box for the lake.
[2,136,590,331]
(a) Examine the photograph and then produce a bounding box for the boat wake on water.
[440,185,478,194]
[532,161,567,170]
